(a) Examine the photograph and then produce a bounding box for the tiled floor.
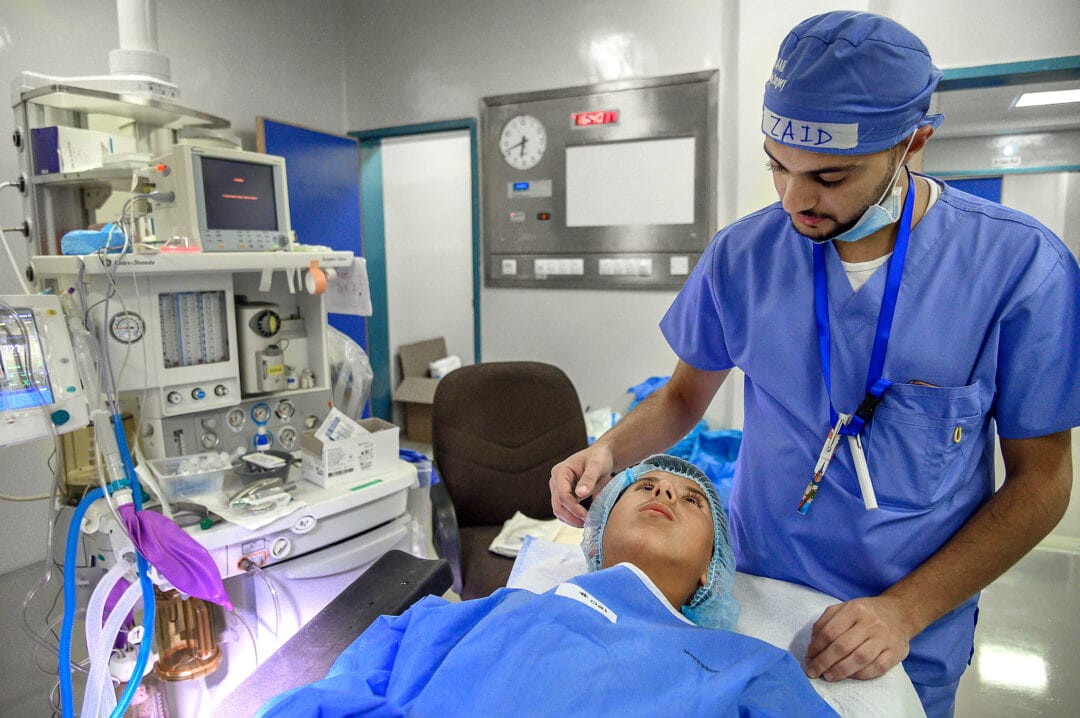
[2,537,1075,716]
[953,546,1080,717]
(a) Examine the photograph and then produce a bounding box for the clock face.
[499,114,547,170]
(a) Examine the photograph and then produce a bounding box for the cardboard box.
[300,417,400,487]
[392,337,447,443]
[31,126,136,175]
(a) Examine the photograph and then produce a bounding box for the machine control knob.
[201,431,220,449]
[292,515,317,534]
[51,409,71,425]
[191,388,206,400]
[271,537,292,558]
[214,384,228,396]
[167,391,182,405]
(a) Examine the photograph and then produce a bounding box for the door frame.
[351,119,482,421]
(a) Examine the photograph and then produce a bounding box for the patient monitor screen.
[0,308,54,411]
[199,156,279,232]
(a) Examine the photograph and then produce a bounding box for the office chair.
[431,361,588,600]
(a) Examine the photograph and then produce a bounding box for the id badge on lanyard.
[797,169,916,515]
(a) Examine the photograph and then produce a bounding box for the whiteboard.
[565,137,696,227]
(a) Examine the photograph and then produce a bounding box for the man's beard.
[788,155,902,241]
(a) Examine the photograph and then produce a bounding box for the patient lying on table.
[259,454,837,716]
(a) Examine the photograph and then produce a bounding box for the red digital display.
[573,110,619,127]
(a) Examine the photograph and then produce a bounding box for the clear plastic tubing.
[81,580,142,718]
[85,559,132,663]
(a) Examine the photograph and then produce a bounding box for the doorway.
[353,120,481,425]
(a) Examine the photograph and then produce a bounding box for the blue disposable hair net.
[762,11,943,155]
[581,454,740,630]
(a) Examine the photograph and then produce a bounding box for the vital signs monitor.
[146,145,293,252]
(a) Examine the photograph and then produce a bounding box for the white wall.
[344,0,741,417]
[891,0,1080,68]
[1002,173,1070,242]
[0,0,349,574]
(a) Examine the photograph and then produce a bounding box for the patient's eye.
[683,493,704,507]
[635,481,655,492]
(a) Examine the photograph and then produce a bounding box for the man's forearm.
[594,363,730,473]
[884,431,1073,639]
[593,391,699,473]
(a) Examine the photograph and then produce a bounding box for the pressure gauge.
[251,403,271,425]
[278,426,298,449]
[226,408,246,431]
[249,309,281,338]
[275,400,295,420]
[499,114,547,170]
[109,311,144,343]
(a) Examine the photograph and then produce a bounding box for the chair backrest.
[432,361,588,527]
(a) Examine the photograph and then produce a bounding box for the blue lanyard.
[813,169,915,437]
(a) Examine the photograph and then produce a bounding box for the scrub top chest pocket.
[862,380,984,510]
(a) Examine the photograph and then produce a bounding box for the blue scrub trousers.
[914,678,960,718]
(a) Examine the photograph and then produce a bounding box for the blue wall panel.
[947,176,1002,204]
[260,119,367,352]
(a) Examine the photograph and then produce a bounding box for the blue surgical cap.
[581,454,740,630]
[762,11,943,155]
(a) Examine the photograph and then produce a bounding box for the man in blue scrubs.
[550,11,1080,717]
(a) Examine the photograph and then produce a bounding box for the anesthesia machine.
[6,42,423,717]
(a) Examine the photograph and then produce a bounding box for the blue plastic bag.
[60,224,125,255]
[623,376,741,511]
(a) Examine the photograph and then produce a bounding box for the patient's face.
[601,471,713,589]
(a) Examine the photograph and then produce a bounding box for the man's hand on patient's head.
[804,595,911,682]
[550,446,615,527]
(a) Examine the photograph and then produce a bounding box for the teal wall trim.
[351,119,483,420]
[358,141,391,420]
[468,122,481,365]
[927,165,1080,178]
[355,119,476,141]
[940,56,1080,91]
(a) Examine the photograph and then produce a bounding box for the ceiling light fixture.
[1015,88,1080,107]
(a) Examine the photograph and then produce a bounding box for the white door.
[379,131,475,429]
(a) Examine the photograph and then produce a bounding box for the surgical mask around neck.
[820,134,916,245]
